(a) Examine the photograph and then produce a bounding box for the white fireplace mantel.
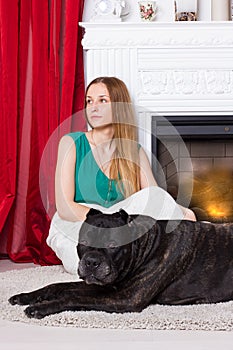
[80,22,233,149]
[81,22,233,48]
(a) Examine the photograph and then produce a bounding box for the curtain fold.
[0,0,18,233]
[0,0,86,265]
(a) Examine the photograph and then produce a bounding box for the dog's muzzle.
[78,251,118,285]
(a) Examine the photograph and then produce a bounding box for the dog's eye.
[106,241,118,248]
[79,239,88,246]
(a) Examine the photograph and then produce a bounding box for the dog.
[9,209,233,319]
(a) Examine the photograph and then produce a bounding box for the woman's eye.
[86,99,92,105]
[101,99,107,103]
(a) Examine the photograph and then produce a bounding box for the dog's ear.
[119,209,129,222]
[119,209,135,225]
[86,208,102,218]
[119,209,137,226]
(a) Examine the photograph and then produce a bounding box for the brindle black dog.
[9,209,233,319]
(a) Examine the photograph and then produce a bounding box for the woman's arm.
[55,135,90,222]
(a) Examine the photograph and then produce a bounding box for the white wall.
[82,0,213,23]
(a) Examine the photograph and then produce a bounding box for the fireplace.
[152,115,233,222]
[80,22,233,222]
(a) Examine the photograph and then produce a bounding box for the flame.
[207,206,226,218]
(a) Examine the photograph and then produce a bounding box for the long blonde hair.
[85,77,140,198]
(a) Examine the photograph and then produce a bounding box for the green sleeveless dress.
[67,132,125,208]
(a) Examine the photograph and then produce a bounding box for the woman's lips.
[91,115,102,119]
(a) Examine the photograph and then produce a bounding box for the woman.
[47,77,196,274]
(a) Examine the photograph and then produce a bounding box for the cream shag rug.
[1,265,233,331]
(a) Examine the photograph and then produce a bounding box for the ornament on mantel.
[211,0,230,21]
[138,1,157,22]
[174,0,197,21]
[91,0,130,22]
[231,0,233,21]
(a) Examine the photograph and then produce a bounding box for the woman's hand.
[181,207,197,221]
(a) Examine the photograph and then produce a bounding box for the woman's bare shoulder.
[58,134,75,150]
[58,131,88,148]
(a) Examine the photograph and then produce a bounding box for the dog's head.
[77,209,156,286]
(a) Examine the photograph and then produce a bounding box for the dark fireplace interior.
[152,115,233,223]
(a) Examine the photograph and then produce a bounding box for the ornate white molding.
[80,22,233,48]
[139,69,233,96]
[80,21,233,108]
[82,37,233,49]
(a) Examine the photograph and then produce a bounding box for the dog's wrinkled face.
[77,210,135,286]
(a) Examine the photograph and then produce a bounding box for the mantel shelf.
[80,21,233,27]
[80,21,233,49]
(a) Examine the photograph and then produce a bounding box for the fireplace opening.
[152,115,233,223]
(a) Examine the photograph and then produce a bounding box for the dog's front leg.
[24,299,70,319]
[24,294,132,319]
[24,283,147,318]
[9,282,80,306]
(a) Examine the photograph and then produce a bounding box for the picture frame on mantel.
[83,0,233,23]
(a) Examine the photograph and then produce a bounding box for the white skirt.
[47,186,184,275]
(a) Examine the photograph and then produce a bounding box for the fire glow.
[207,206,227,219]
[190,167,233,223]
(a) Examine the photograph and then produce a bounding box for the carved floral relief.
[139,70,233,96]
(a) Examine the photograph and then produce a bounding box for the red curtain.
[0,0,86,265]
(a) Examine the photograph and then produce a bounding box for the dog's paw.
[24,305,46,319]
[8,294,29,306]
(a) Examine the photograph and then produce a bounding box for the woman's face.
[85,83,113,129]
